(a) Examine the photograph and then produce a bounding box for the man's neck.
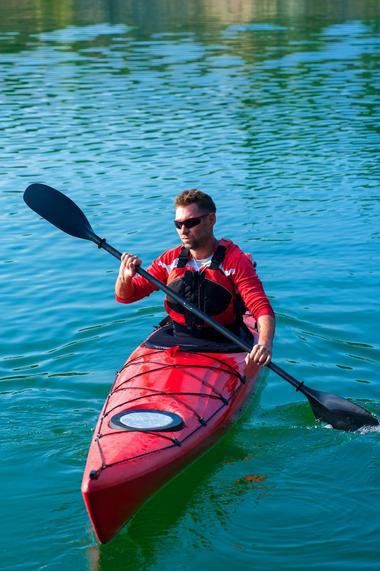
[190,237,218,260]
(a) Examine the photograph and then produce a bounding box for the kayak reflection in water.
[115,190,275,374]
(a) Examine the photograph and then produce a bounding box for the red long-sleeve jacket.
[116,239,274,323]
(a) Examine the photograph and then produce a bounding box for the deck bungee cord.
[90,348,247,479]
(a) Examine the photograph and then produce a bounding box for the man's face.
[174,203,215,251]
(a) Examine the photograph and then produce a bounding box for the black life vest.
[164,240,238,330]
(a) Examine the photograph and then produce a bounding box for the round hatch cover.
[110,409,184,432]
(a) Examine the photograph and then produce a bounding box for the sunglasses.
[174,213,209,230]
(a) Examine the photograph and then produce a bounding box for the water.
[1,1,379,569]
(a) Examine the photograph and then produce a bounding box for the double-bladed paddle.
[23,183,379,432]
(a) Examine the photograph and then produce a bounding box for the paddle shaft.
[97,236,301,390]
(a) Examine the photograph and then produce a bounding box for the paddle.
[23,183,379,432]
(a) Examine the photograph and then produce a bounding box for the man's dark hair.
[175,189,216,213]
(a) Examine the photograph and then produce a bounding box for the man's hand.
[115,253,142,301]
[245,341,272,367]
[118,253,142,282]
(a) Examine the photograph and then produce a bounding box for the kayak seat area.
[143,324,254,353]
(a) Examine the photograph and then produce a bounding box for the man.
[115,190,275,370]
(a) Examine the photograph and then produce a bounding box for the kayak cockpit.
[144,321,254,353]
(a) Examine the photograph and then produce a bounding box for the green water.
[1,1,379,569]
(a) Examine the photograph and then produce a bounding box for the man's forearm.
[246,314,275,368]
[257,314,275,346]
[115,275,136,302]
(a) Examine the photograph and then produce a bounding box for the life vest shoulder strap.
[177,247,190,268]
[209,244,227,270]
[208,238,232,270]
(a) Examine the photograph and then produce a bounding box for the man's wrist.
[257,337,272,349]
[117,274,131,286]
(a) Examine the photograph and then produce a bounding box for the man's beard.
[181,235,206,250]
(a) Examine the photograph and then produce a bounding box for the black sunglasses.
[174,213,209,230]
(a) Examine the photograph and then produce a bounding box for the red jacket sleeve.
[227,245,274,320]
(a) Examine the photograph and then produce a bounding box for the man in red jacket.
[115,189,275,369]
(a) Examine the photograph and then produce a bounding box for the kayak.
[81,313,261,543]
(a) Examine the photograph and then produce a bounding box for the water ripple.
[1,3,380,570]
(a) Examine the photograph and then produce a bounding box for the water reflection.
[1,0,379,40]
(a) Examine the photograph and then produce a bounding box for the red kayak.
[81,314,261,543]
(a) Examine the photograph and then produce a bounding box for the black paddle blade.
[24,183,96,242]
[303,386,379,431]
[268,362,378,431]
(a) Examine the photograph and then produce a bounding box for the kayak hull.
[82,315,260,543]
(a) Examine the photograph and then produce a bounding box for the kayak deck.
[82,316,260,543]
